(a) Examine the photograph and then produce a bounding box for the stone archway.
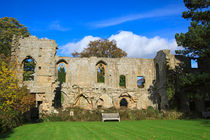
[74,94,92,109]
[115,92,137,109]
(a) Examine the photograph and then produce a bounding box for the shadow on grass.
[103,120,120,122]
[199,119,210,127]
[0,129,14,139]
[0,120,43,139]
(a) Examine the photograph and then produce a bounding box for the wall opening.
[156,63,160,82]
[58,63,66,83]
[97,63,105,83]
[120,98,128,107]
[119,75,126,88]
[22,56,36,81]
[137,76,145,88]
[191,59,198,68]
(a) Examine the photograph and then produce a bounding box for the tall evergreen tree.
[174,0,210,111]
[175,0,210,59]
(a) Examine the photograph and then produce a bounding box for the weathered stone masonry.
[11,36,182,114]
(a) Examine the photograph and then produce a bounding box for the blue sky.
[0,0,190,58]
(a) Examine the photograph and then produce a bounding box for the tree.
[58,66,66,83]
[0,17,30,57]
[72,39,127,58]
[0,61,35,133]
[175,0,210,59]
[174,0,210,112]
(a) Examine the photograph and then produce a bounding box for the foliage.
[42,106,183,122]
[119,75,126,87]
[72,39,127,58]
[0,17,30,57]
[175,0,210,58]
[178,72,210,99]
[58,67,66,83]
[0,61,35,133]
[97,63,105,83]
[175,0,210,111]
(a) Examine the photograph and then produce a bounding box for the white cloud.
[49,21,69,31]
[90,6,183,28]
[59,31,180,58]
[109,31,179,58]
[40,37,49,39]
[59,36,100,56]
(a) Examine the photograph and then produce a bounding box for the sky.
[0,0,191,58]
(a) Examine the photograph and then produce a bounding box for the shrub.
[41,106,185,123]
[162,110,184,120]
[0,61,35,133]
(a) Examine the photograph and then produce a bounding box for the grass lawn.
[1,120,210,140]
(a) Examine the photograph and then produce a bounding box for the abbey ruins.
[11,36,187,114]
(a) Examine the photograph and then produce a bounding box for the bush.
[41,106,184,122]
[0,61,35,133]
[162,110,184,120]
[42,107,101,122]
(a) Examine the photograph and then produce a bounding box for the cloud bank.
[58,31,180,58]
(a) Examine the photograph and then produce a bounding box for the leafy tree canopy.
[0,17,30,57]
[72,39,127,58]
[175,0,210,59]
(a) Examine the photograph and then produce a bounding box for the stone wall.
[11,36,182,114]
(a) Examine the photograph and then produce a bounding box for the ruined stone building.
[11,36,205,114]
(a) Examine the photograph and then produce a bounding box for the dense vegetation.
[0,17,34,133]
[1,120,209,140]
[0,61,35,133]
[166,0,210,111]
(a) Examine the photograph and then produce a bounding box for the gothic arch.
[22,56,36,81]
[96,61,107,83]
[120,98,128,107]
[117,92,136,108]
[56,59,68,65]
[56,59,68,83]
[96,60,107,66]
[74,94,92,109]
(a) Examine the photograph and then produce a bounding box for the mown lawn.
[1,120,210,140]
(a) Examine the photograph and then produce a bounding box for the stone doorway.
[120,98,128,107]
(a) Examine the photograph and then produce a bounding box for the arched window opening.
[120,98,128,107]
[97,63,105,83]
[119,75,126,88]
[156,63,160,82]
[22,56,36,81]
[137,76,145,88]
[58,63,66,84]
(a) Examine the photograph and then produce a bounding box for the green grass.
[1,120,210,140]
